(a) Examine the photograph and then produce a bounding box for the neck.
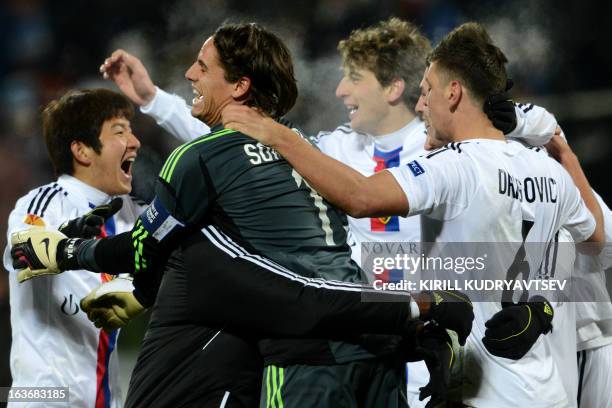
[449,106,504,142]
[371,105,415,136]
[73,167,98,191]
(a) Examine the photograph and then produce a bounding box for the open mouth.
[346,104,358,118]
[121,157,135,176]
[192,88,204,105]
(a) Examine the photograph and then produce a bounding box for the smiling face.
[335,67,392,135]
[185,37,237,126]
[86,116,140,195]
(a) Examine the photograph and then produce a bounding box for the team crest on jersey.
[407,160,425,177]
[23,214,45,227]
[378,216,392,225]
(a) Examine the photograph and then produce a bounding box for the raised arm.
[546,132,605,251]
[101,49,209,141]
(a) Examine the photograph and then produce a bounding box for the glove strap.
[527,296,554,334]
[57,238,86,271]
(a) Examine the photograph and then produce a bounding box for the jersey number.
[502,220,559,307]
[502,220,534,306]
[291,169,335,246]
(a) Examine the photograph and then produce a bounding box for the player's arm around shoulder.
[223,105,408,218]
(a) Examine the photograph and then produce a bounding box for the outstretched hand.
[100,49,156,106]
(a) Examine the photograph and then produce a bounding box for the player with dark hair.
[97,17,551,407]
[11,22,473,407]
[3,88,142,407]
[221,22,604,407]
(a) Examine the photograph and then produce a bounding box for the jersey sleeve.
[386,151,472,219]
[507,103,558,147]
[140,87,210,142]
[596,192,612,269]
[559,169,596,243]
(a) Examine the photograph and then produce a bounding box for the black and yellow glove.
[59,197,122,238]
[482,296,554,360]
[419,290,474,346]
[403,322,455,407]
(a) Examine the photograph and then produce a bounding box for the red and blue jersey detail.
[377,268,404,283]
[370,146,402,232]
[90,203,118,408]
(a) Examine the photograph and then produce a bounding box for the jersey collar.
[368,118,422,152]
[57,174,112,206]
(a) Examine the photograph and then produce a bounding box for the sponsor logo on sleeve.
[407,160,425,177]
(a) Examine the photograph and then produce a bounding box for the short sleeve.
[386,152,472,220]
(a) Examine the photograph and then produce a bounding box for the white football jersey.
[388,139,595,408]
[141,91,589,408]
[315,119,427,264]
[3,175,144,407]
[574,192,612,351]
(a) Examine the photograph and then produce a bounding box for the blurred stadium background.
[1,0,611,399]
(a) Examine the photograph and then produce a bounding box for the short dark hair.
[42,88,134,176]
[338,18,431,110]
[428,22,508,104]
[213,22,298,118]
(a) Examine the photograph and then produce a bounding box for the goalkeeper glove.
[484,93,517,135]
[59,197,123,238]
[417,290,474,346]
[482,296,554,360]
[11,228,84,283]
[403,322,455,407]
[81,277,145,332]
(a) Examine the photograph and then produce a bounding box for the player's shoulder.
[516,143,564,172]
[9,181,71,229]
[313,123,363,143]
[421,142,468,161]
[14,181,68,217]
[186,126,246,153]
[159,126,244,176]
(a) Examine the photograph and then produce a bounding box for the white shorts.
[577,343,612,408]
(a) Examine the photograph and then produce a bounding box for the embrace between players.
[7,18,606,408]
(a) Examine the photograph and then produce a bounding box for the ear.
[385,78,406,105]
[232,76,251,100]
[70,141,93,167]
[447,80,462,112]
